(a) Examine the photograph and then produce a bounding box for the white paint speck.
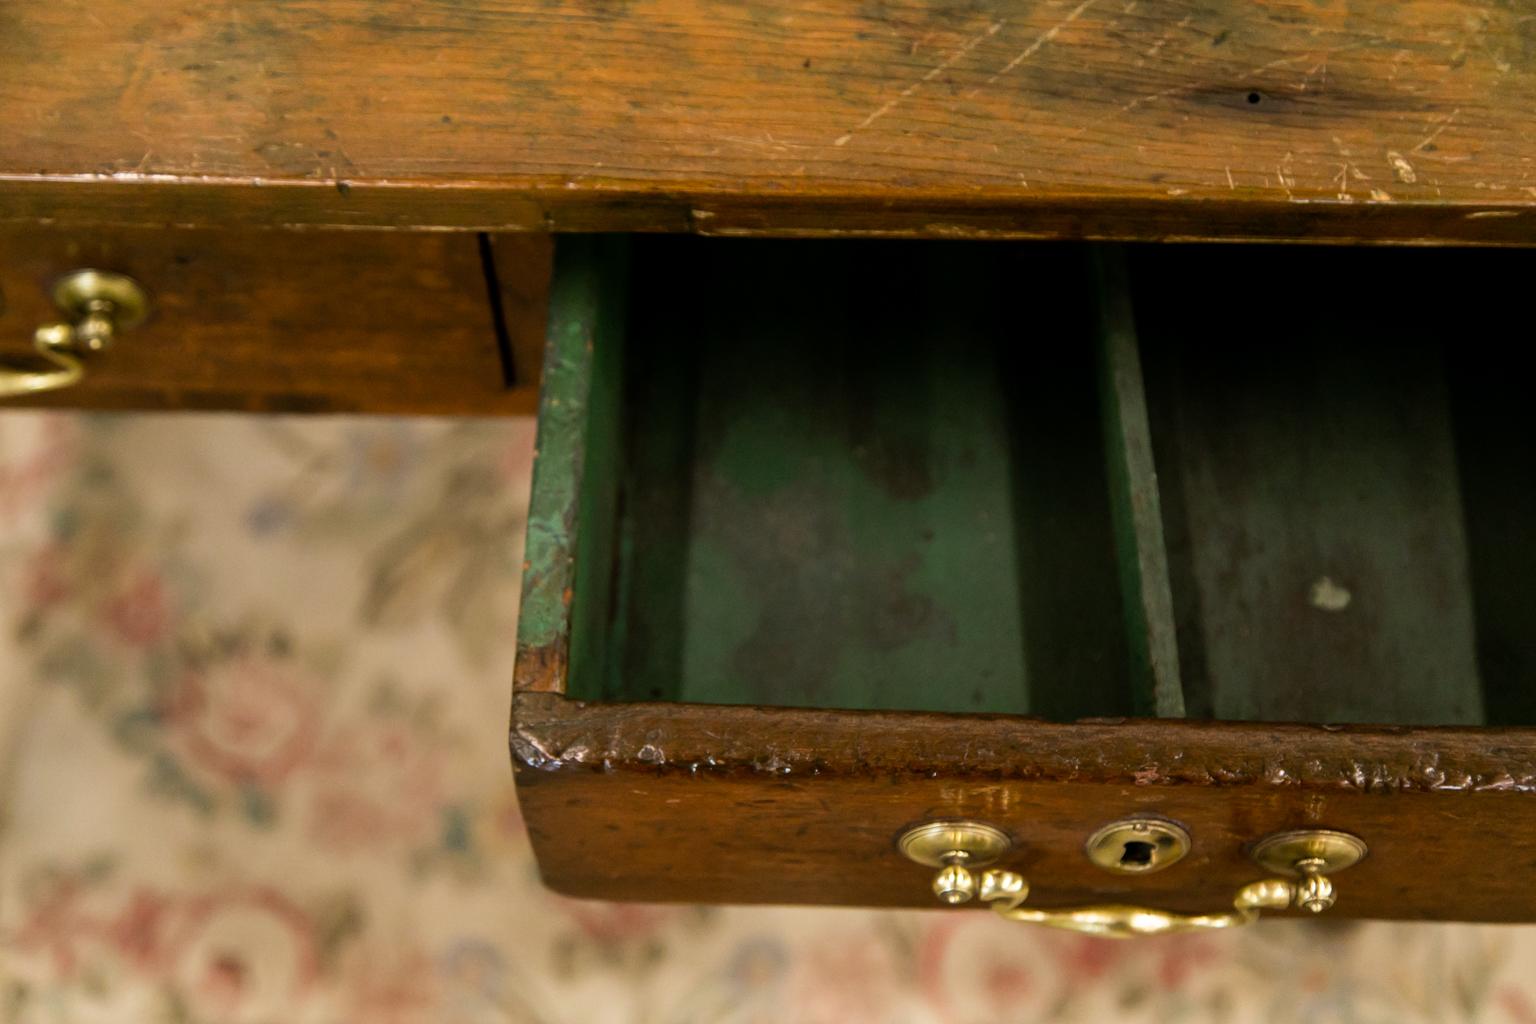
[1309,576,1352,612]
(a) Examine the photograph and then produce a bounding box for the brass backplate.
[1085,817,1191,875]
[1250,829,1368,876]
[51,270,150,329]
[898,821,1012,868]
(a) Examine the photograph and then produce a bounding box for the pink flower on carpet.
[24,543,71,608]
[5,872,322,1022]
[307,718,445,853]
[101,569,172,647]
[982,958,1035,1004]
[7,871,94,976]
[102,888,175,974]
[7,873,182,981]
[1153,933,1222,991]
[558,901,678,945]
[165,888,321,1024]
[165,654,320,787]
[340,945,441,1024]
[1047,932,1132,982]
[918,916,1054,1022]
[788,933,903,1023]
[1501,986,1536,1023]
[0,414,76,521]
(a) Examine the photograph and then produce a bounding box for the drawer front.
[512,236,1536,927]
[515,692,1536,922]
[0,228,547,415]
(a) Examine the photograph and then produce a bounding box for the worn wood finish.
[613,239,1114,714]
[1447,306,1536,726]
[537,236,1136,716]
[1135,244,1508,726]
[1094,247,1183,719]
[516,235,629,697]
[0,227,548,414]
[514,691,1536,919]
[4,1,1536,242]
[485,234,553,398]
[513,234,1536,917]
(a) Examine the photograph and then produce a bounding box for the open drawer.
[511,236,1536,926]
[0,227,548,414]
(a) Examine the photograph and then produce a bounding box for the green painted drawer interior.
[522,237,1536,727]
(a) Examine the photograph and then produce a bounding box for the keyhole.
[1120,840,1156,867]
[1086,818,1189,875]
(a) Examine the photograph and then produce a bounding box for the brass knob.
[1,270,149,398]
[898,820,1367,939]
[898,820,1012,905]
[933,863,978,904]
[1293,859,1336,912]
[1248,829,1370,913]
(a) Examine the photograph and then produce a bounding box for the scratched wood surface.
[0,227,548,414]
[3,0,1535,240]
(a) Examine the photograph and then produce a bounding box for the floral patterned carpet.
[1,411,1534,1024]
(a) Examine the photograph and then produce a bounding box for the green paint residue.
[552,238,1136,718]
[708,405,813,500]
[515,238,624,659]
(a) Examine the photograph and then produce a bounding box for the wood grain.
[511,235,1536,919]
[1133,244,1507,726]
[514,691,1536,919]
[0,227,548,414]
[3,0,1536,241]
[1094,246,1184,719]
[486,233,553,393]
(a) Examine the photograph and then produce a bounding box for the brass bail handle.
[1,270,149,398]
[899,820,1367,940]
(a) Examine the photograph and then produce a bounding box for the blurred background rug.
[0,411,1531,1024]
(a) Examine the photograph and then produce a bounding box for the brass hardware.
[898,820,1366,939]
[897,820,1012,904]
[1249,828,1368,913]
[1,270,149,397]
[1084,817,1190,875]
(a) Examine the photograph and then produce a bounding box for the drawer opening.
[521,237,1536,728]
[1134,245,1536,728]
[559,236,1137,719]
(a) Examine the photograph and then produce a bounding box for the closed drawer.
[513,236,1536,926]
[0,228,548,414]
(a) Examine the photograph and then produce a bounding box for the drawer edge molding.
[511,691,1536,793]
[6,179,1536,245]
